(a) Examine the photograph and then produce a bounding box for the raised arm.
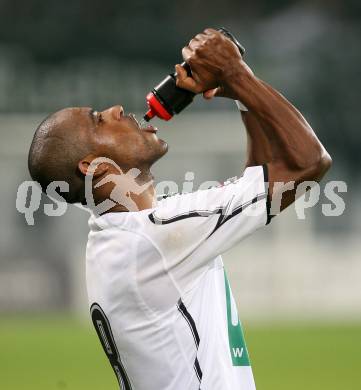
[176,28,332,213]
[239,110,274,167]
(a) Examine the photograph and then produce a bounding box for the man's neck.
[95,169,156,214]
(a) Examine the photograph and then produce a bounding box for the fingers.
[203,86,226,100]
[175,63,186,77]
[182,29,217,62]
[203,89,215,100]
[182,28,223,64]
[181,46,193,62]
[188,37,201,49]
[177,28,224,94]
[202,88,218,100]
[203,28,218,36]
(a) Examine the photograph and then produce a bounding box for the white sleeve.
[148,164,271,266]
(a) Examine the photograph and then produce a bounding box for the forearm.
[228,72,328,173]
[176,28,331,212]
[240,110,275,167]
[177,27,328,173]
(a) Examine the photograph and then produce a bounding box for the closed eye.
[89,109,103,125]
[97,112,104,123]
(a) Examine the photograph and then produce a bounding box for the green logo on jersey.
[224,271,251,366]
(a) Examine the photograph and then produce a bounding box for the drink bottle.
[142,27,245,122]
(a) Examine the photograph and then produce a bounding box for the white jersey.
[86,165,270,390]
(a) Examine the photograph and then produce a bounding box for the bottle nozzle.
[143,109,154,122]
[145,92,173,121]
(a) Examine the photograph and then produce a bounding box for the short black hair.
[28,110,91,204]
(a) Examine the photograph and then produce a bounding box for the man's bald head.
[28,108,93,204]
[28,105,168,206]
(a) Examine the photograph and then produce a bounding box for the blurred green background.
[0,0,360,389]
[1,317,360,390]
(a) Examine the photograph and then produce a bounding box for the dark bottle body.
[152,63,195,116]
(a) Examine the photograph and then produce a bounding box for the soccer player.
[28,29,331,389]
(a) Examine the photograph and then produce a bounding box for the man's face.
[59,105,168,170]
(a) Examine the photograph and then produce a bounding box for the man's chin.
[158,138,169,157]
[159,138,168,153]
[150,138,168,165]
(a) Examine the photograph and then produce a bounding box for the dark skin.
[52,28,331,214]
[52,105,167,211]
[176,28,332,212]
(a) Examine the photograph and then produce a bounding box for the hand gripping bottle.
[142,27,245,122]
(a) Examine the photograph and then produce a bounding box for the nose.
[102,105,124,121]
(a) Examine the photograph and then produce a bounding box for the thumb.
[175,64,202,93]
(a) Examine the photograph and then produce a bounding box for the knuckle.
[181,46,189,57]
[204,28,214,34]
[189,38,197,47]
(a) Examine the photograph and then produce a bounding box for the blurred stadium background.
[0,0,360,389]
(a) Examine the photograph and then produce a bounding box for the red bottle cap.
[145,92,173,121]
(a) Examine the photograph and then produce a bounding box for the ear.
[78,154,108,179]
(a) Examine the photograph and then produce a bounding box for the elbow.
[306,149,332,182]
[288,147,332,184]
[320,151,332,174]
